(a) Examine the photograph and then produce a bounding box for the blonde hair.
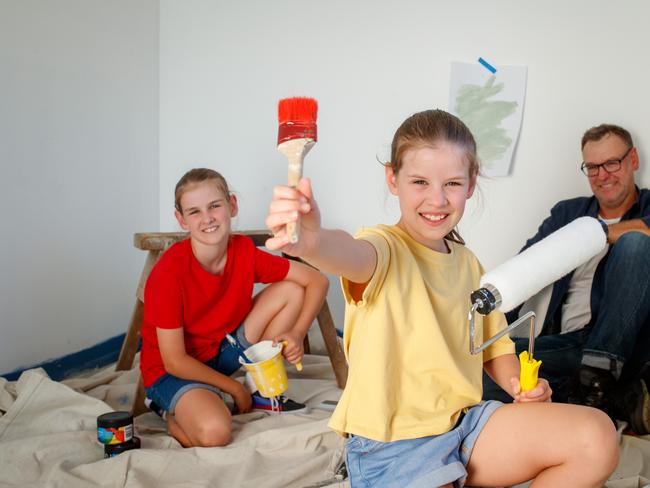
[386,109,479,245]
[174,168,230,212]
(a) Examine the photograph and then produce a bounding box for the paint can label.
[97,424,133,445]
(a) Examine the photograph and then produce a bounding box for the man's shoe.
[613,378,650,435]
[252,393,310,414]
[567,366,617,416]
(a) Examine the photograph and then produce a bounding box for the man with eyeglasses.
[484,123,650,433]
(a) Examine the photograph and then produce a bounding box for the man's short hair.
[581,124,634,149]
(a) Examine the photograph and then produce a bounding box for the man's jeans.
[483,231,650,402]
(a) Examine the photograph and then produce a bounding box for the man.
[484,124,650,433]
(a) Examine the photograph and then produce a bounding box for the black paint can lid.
[97,411,133,429]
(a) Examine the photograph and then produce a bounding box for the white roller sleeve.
[479,216,607,313]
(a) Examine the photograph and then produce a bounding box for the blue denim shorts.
[345,400,503,488]
[144,323,253,414]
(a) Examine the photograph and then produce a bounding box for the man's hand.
[511,377,553,403]
[607,219,650,244]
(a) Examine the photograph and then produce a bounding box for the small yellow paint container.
[239,341,288,399]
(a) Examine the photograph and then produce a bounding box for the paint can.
[104,436,140,458]
[239,341,288,399]
[97,411,134,445]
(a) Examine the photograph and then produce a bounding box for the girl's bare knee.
[575,408,619,480]
[592,410,619,474]
[282,280,304,303]
[194,422,232,447]
[263,280,304,307]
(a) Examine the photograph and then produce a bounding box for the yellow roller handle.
[282,341,303,371]
[519,351,542,392]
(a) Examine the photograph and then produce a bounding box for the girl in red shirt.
[140,168,329,447]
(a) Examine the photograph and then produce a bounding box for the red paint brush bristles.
[277,97,318,145]
[278,97,318,124]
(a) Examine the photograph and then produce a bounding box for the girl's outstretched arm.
[266,177,376,284]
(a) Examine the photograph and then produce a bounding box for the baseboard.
[1,333,130,382]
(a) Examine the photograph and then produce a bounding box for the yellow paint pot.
[239,341,288,398]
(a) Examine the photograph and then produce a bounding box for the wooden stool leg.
[116,299,144,371]
[116,250,160,371]
[316,301,348,389]
[131,375,149,417]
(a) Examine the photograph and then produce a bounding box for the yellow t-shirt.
[328,224,515,442]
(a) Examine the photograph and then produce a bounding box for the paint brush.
[225,334,253,364]
[277,97,318,243]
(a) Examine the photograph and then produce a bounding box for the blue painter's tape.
[478,57,497,74]
[1,333,127,381]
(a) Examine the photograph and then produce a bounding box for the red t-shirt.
[140,235,290,387]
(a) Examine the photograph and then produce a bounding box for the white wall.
[0,1,159,373]
[3,1,649,373]
[159,0,650,329]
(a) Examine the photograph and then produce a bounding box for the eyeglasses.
[580,147,632,177]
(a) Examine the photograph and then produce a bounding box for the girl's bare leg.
[465,402,618,488]
[167,388,232,448]
[166,413,192,447]
[243,281,304,342]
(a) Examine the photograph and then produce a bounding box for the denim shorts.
[144,323,253,414]
[345,400,503,488]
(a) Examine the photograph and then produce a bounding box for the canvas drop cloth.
[0,355,346,488]
[1,354,649,488]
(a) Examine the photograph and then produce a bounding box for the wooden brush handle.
[287,160,303,244]
[277,138,314,245]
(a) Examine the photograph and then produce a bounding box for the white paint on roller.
[479,217,607,313]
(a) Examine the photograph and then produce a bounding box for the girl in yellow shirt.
[265,109,618,487]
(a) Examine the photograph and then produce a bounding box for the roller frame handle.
[519,351,542,392]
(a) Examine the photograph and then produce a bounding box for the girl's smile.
[421,212,448,223]
[201,222,219,233]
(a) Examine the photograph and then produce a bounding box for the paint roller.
[468,216,608,391]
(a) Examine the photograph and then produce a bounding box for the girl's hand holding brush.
[267,177,375,284]
[266,177,321,256]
